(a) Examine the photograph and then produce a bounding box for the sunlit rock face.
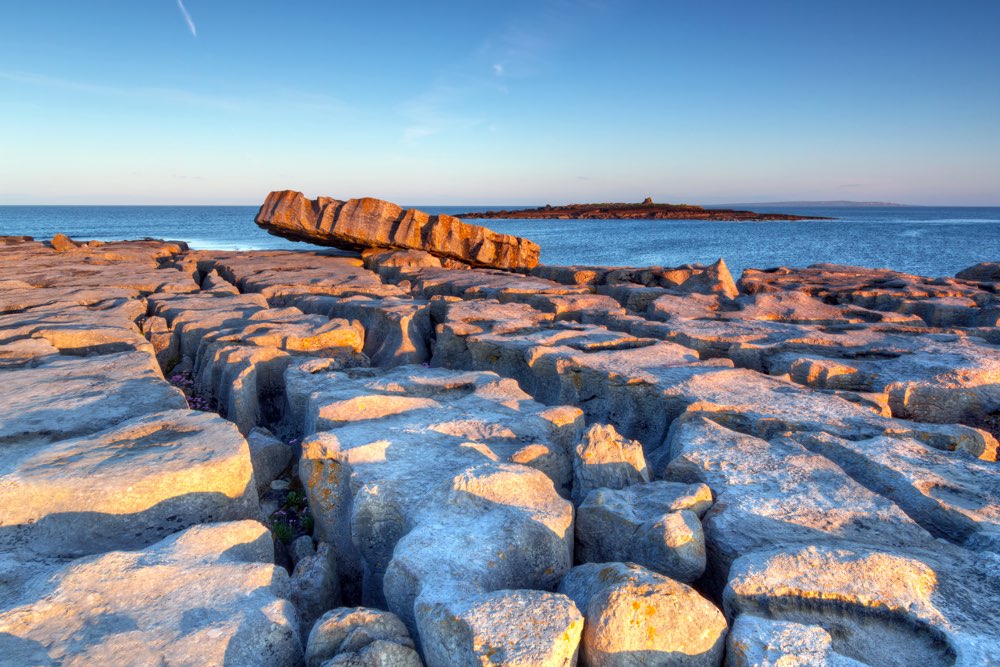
[0,521,303,666]
[0,410,258,581]
[3,235,1000,665]
[255,190,541,270]
[571,422,650,505]
[559,562,728,667]
[418,589,583,667]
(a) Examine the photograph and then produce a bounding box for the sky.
[0,1,998,206]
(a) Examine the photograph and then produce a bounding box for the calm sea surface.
[1,205,998,278]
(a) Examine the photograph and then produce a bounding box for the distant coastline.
[715,200,906,208]
[456,199,832,221]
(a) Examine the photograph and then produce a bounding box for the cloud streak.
[0,69,350,115]
[397,1,611,143]
[176,0,197,37]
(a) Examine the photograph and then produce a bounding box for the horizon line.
[6,201,1000,208]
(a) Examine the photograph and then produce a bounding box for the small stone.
[50,233,80,252]
[291,535,316,566]
[291,543,341,639]
[248,427,292,495]
[306,606,415,667]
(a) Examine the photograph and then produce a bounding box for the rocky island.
[1,191,998,666]
[455,197,834,221]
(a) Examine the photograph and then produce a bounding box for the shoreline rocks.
[1,233,999,665]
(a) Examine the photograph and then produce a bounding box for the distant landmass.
[456,198,832,221]
[716,200,905,208]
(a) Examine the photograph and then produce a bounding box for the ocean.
[1,204,998,279]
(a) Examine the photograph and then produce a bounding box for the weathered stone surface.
[956,261,1000,282]
[382,461,573,629]
[201,268,241,294]
[652,367,997,460]
[362,247,446,282]
[0,237,197,293]
[0,409,259,590]
[292,542,342,639]
[759,334,1000,426]
[723,545,1000,667]
[306,606,417,667]
[150,289,369,434]
[293,294,432,367]
[572,423,650,504]
[440,320,707,444]
[0,521,303,666]
[662,415,939,589]
[291,535,317,566]
[410,266,578,300]
[199,249,402,302]
[558,562,728,667]
[518,292,626,323]
[532,259,739,300]
[322,640,424,666]
[576,481,711,582]
[795,432,1000,550]
[296,365,581,657]
[4,236,1000,664]
[420,589,582,667]
[725,615,867,667]
[255,190,541,270]
[738,263,997,328]
[0,351,188,447]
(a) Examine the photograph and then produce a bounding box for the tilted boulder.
[255,190,541,271]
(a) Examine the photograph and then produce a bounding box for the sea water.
[1,204,998,279]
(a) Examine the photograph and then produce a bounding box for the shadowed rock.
[576,481,712,582]
[306,606,420,667]
[725,615,866,667]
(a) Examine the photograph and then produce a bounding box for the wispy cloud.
[397,1,610,144]
[176,0,197,37]
[0,69,350,115]
[399,84,486,143]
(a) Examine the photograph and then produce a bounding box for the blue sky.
[1,1,998,205]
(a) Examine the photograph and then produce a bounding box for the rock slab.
[255,190,541,271]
